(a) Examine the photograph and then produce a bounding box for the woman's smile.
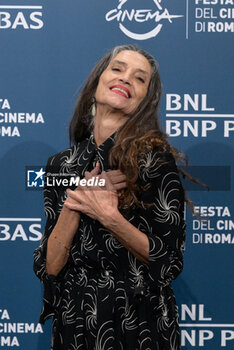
[110,84,131,99]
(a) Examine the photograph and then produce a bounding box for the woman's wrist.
[49,204,81,246]
[100,209,123,230]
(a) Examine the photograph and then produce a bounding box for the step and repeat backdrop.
[0,1,233,349]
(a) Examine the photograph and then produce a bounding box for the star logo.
[34,168,45,181]
[26,166,45,190]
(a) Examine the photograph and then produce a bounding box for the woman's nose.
[119,71,131,85]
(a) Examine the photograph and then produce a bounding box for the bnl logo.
[26,167,45,188]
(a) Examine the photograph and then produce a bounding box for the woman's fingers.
[84,171,92,180]
[64,198,81,211]
[113,182,127,190]
[65,171,119,221]
[67,188,84,202]
[74,162,100,191]
[107,170,127,190]
[83,161,101,182]
[107,170,126,183]
[74,166,127,194]
[90,161,100,176]
[101,171,116,192]
[64,191,83,211]
[105,170,127,190]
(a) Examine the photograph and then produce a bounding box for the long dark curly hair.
[69,45,200,209]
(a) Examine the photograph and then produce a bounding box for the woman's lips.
[110,85,131,99]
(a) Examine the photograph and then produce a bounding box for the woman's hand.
[64,163,149,263]
[65,170,122,224]
[105,169,126,191]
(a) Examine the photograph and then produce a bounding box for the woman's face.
[95,50,152,116]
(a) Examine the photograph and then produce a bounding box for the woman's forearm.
[100,210,149,264]
[46,205,80,276]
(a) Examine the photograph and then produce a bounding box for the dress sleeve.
[137,151,186,288]
[33,157,65,323]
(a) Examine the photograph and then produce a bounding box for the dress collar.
[76,131,116,176]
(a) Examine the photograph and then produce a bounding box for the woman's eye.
[112,67,121,72]
[137,77,145,83]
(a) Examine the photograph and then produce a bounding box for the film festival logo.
[105,0,183,40]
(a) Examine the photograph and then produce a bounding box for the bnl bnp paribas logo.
[105,0,184,40]
[26,167,45,189]
[0,4,43,29]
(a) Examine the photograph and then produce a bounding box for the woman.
[34,44,186,349]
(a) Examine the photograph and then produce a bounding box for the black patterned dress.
[33,132,186,350]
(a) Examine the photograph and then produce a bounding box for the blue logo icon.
[26,167,45,189]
